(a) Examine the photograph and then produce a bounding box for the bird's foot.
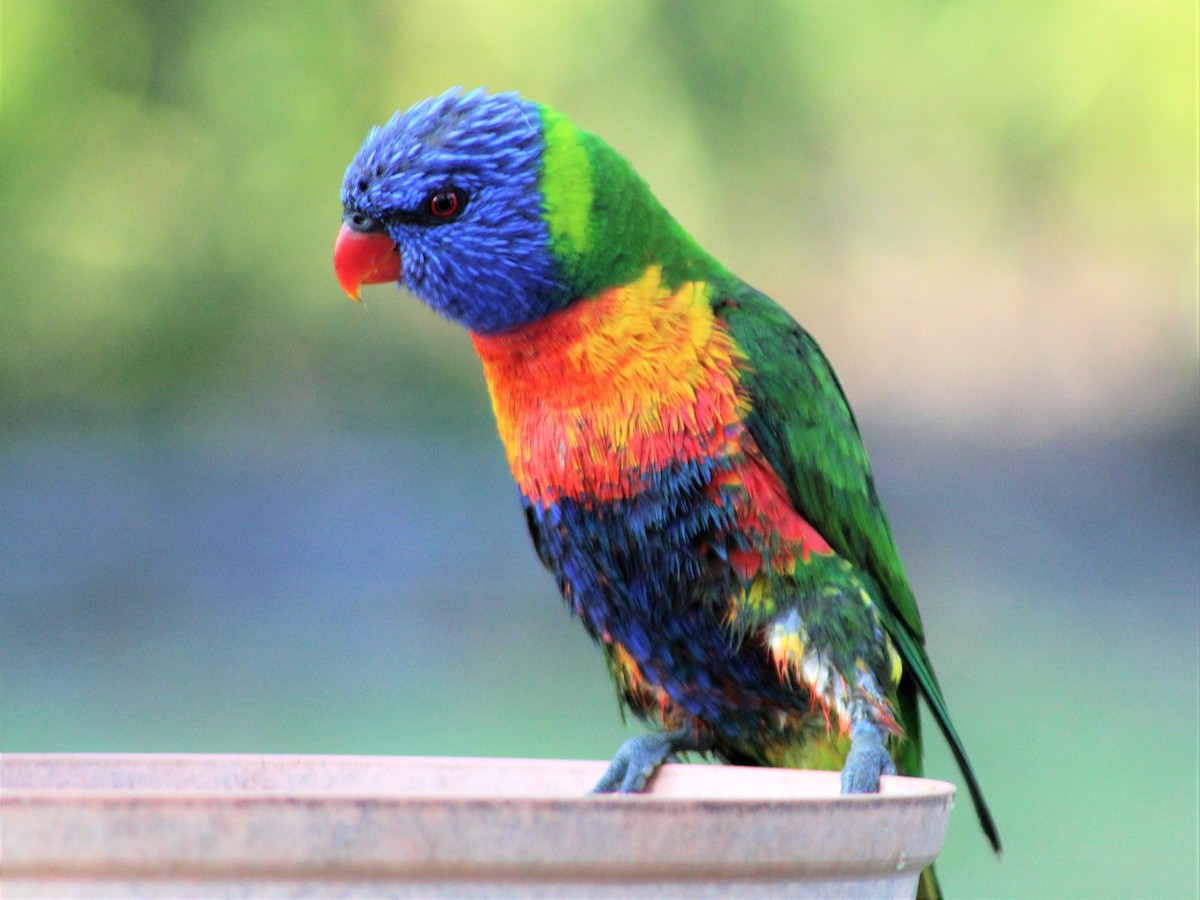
[591,727,710,794]
[840,718,897,794]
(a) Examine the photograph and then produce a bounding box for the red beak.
[333,223,402,301]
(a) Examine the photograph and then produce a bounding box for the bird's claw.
[591,727,708,793]
[840,718,897,793]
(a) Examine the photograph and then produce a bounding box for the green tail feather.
[892,624,1003,855]
[918,863,943,900]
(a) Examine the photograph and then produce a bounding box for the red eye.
[427,189,462,218]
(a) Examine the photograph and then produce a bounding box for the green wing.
[716,283,1001,854]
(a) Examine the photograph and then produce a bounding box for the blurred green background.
[2,1,1196,895]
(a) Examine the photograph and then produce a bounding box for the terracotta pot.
[0,753,954,897]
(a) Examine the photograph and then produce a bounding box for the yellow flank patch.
[888,639,904,686]
[471,265,749,505]
[745,575,774,616]
[768,614,806,668]
[539,108,593,259]
[762,731,852,770]
[766,610,852,729]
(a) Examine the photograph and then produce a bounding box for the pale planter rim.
[1,753,956,898]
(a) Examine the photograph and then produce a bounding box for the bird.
[333,87,1000,897]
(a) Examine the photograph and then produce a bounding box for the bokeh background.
[2,1,1196,895]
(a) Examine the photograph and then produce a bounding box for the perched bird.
[334,88,1000,896]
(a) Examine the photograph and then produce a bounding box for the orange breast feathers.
[471,266,751,505]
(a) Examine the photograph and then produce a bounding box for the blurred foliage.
[1,2,1197,898]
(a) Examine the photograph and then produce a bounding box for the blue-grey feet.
[591,727,711,793]
[840,718,897,793]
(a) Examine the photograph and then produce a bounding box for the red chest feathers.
[471,267,749,505]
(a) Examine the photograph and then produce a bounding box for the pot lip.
[1,752,956,803]
[2,754,955,883]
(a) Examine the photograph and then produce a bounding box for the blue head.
[336,88,568,334]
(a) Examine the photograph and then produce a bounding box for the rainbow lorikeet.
[334,88,1000,894]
